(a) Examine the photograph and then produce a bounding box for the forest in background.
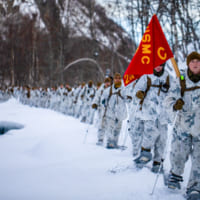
[0,0,199,87]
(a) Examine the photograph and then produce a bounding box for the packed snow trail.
[0,99,187,200]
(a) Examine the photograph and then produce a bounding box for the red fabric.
[123,14,173,86]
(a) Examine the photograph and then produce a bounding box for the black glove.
[173,98,185,111]
[161,83,169,93]
[136,90,145,99]
[126,95,132,100]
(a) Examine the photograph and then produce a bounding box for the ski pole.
[120,119,129,151]
[150,159,164,195]
[150,111,179,195]
[83,123,91,144]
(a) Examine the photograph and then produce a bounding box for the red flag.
[123,14,174,86]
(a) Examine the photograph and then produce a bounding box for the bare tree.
[106,0,200,61]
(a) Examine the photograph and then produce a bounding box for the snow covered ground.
[0,98,190,200]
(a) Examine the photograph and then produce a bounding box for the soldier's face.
[114,76,121,84]
[189,59,200,74]
[154,65,163,72]
[105,82,111,88]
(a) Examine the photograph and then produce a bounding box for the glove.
[90,94,95,98]
[115,118,119,123]
[161,83,169,93]
[173,98,185,111]
[136,90,145,99]
[92,103,98,109]
[126,95,132,100]
[102,99,106,105]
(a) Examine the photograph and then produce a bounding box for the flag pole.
[170,57,180,78]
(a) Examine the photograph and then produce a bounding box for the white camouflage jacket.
[165,69,200,137]
[134,71,170,124]
[101,84,127,121]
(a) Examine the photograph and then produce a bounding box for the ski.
[116,145,127,150]
[108,164,135,174]
[108,162,152,174]
[96,141,104,146]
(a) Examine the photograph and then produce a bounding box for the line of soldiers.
[0,51,200,200]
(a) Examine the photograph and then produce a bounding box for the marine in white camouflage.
[164,52,200,199]
[80,80,96,124]
[132,63,171,172]
[100,73,127,149]
[92,77,112,145]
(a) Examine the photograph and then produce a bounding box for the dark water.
[0,121,24,134]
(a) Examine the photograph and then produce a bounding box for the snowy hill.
[0,99,190,200]
[0,0,134,86]
[3,0,130,49]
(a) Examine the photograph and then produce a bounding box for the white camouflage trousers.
[170,129,200,191]
[99,116,122,146]
[130,118,168,162]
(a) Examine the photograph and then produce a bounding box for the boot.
[81,116,86,123]
[151,161,163,174]
[96,139,103,146]
[106,140,117,149]
[134,147,152,168]
[187,190,200,200]
[106,143,115,149]
[186,184,200,200]
[167,171,183,190]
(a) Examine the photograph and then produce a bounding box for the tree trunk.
[10,47,15,86]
